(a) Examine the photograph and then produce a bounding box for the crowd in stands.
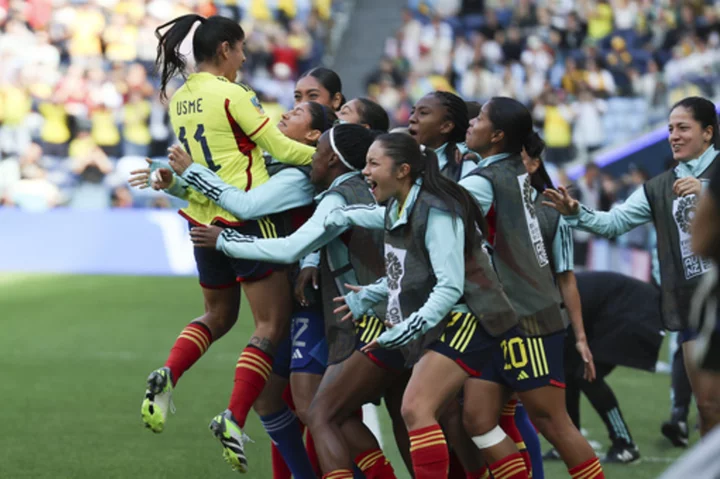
[366,0,720,164]
[0,0,335,210]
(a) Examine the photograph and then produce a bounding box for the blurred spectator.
[533,90,574,165]
[0,0,338,210]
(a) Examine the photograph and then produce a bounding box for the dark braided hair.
[307,101,338,136]
[430,91,471,180]
[375,132,488,253]
[323,123,380,170]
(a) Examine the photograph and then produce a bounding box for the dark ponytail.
[530,159,554,192]
[355,98,390,132]
[155,15,245,101]
[308,101,338,135]
[671,96,720,149]
[375,133,489,253]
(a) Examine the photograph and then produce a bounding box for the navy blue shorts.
[427,312,502,377]
[290,308,327,375]
[481,330,566,391]
[355,315,406,371]
[679,327,699,344]
[192,215,287,288]
[271,307,327,378]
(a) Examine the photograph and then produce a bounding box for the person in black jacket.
[545,271,664,464]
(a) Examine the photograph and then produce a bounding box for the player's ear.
[306,129,321,144]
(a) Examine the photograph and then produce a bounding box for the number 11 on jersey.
[178,124,220,172]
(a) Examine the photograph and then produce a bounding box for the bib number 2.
[178,124,220,172]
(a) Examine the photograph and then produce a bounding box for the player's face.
[223,40,246,82]
[668,106,713,162]
[295,76,335,109]
[363,141,401,203]
[310,134,333,186]
[278,103,314,144]
[337,99,363,125]
[465,101,497,155]
[408,95,452,149]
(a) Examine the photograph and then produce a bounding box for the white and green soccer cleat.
[209,409,253,473]
[141,367,175,433]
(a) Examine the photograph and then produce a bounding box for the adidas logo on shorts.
[292,349,303,360]
[517,370,529,381]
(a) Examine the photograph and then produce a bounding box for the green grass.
[0,274,696,478]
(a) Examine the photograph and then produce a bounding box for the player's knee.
[462,405,496,437]
[696,398,720,431]
[400,396,432,430]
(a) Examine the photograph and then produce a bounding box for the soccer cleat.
[210,409,253,473]
[602,444,640,464]
[141,367,175,433]
[661,420,689,448]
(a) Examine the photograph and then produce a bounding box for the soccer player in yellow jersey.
[140,14,315,474]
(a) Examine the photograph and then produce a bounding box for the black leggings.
[566,362,635,447]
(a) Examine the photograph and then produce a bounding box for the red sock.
[466,466,489,479]
[164,322,212,384]
[271,441,292,479]
[323,469,353,479]
[355,448,396,478]
[500,400,531,475]
[409,425,450,479]
[568,457,604,479]
[306,430,321,476]
[448,450,465,478]
[228,346,273,428]
[488,452,529,479]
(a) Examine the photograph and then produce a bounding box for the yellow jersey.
[169,72,314,225]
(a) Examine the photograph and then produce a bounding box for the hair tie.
[330,126,357,171]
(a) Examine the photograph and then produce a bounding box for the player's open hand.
[361,339,380,353]
[168,145,194,175]
[673,177,702,197]
[576,338,596,382]
[295,266,319,307]
[333,283,364,321]
[190,225,223,248]
[542,185,581,216]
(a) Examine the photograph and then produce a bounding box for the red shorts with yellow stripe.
[480,330,566,391]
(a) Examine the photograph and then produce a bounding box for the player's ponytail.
[155,15,245,101]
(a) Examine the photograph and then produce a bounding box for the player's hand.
[361,339,381,353]
[129,159,173,190]
[673,177,702,197]
[576,339,596,382]
[542,186,581,216]
[333,283,364,322]
[168,144,194,175]
[454,148,477,165]
[190,225,223,248]
[295,266,319,307]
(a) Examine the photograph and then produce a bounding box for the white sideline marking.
[362,404,383,449]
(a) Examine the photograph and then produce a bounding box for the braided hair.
[431,91,471,180]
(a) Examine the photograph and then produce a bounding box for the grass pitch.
[0,274,695,478]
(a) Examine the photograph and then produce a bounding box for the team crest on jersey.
[251,96,265,115]
[386,251,403,290]
[674,195,697,234]
[522,175,536,217]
